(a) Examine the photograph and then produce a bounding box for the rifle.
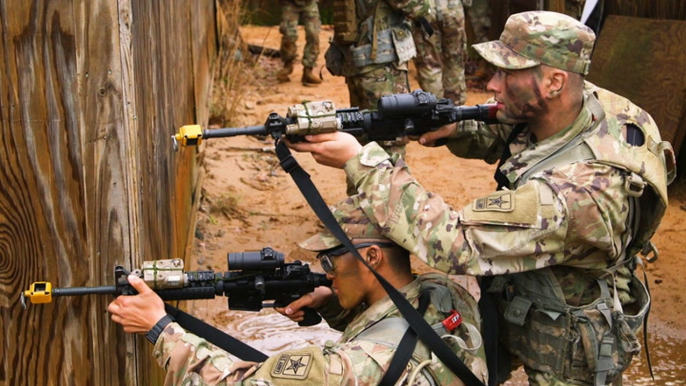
[171,89,498,150]
[21,247,332,326]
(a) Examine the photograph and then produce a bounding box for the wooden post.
[0,0,215,384]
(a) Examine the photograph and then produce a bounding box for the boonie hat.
[299,197,390,252]
[473,11,595,75]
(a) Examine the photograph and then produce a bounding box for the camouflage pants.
[279,0,321,68]
[412,0,467,105]
[345,65,409,195]
[465,0,491,44]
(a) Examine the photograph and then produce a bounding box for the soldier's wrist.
[145,314,175,344]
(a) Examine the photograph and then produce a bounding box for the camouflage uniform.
[150,199,489,386]
[411,0,468,104]
[340,11,674,386]
[279,0,321,69]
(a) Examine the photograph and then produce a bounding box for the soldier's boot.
[276,61,294,83]
[302,66,322,86]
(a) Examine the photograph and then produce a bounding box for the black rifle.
[22,247,331,326]
[172,89,498,149]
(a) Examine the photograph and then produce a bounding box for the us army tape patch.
[271,353,313,380]
[473,191,514,212]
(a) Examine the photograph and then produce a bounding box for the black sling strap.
[378,289,431,386]
[493,124,526,191]
[164,303,269,362]
[275,140,486,386]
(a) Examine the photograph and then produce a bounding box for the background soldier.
[108,198,488,385]
[277,0,322,86]
[325,0,432,173]
[411,0,469,105]
[287,11,674,386]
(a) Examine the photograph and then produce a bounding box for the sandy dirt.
[185,25,686,384]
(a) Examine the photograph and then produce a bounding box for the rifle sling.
[378,289,431,386]
[275,140,486,386]
[164,303,269,363]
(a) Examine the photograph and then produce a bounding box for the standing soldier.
[288,11,676,385]
[277,0,323,86]
[411,0,469,105]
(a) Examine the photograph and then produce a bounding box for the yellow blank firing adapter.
[172,125,203,151]
[22,282,53,307]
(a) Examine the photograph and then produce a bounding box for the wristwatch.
[145,314,175,344]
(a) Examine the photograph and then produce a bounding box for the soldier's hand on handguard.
[107,275,168,334]
[412,122,458,147]
[275,286,334,323]
[285,132,362,169]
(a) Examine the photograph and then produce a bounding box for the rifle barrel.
[204,125,268,138]
[456,104,499,121]
[53,286,118,297]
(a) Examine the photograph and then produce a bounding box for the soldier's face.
[487,67,549,124]
[325,250,369,309]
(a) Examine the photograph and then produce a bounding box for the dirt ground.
[186,25,686,383]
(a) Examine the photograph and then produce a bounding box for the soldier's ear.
[365,246,382,268]
[547,69,567,98]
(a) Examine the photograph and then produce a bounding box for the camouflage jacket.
[343,81,668,306]
[152,277,487,385]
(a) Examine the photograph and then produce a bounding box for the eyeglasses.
[316,242,396,273]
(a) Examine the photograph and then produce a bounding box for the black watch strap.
[145,314,175,344]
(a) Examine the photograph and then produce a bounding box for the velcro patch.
[271,353,313,380]
[472,191,514,212]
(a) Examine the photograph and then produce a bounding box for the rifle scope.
[228,247,285,271]
[377,89,437,117]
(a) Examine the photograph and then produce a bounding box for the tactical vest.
[357,273,487,385]
[490,84,676,385]
[332,0,359,45]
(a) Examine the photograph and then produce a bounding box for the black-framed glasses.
[316,242,396,273]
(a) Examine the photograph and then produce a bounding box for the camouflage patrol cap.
[473,11,595,75]
[299,197,389,252]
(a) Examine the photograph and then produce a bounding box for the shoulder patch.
[462,181,541,228]
[271,353,313,380]
[473,191,514,212]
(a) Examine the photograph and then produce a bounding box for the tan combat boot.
[276,61,293,83]
[302,66,322,86]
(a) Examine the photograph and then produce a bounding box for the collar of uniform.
[339,278,422,343]
[498,96,594,185]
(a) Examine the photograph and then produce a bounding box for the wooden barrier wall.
[0,1,216,385]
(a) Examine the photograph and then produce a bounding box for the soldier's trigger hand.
[275,287,334,323]
[418,123,457,147]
